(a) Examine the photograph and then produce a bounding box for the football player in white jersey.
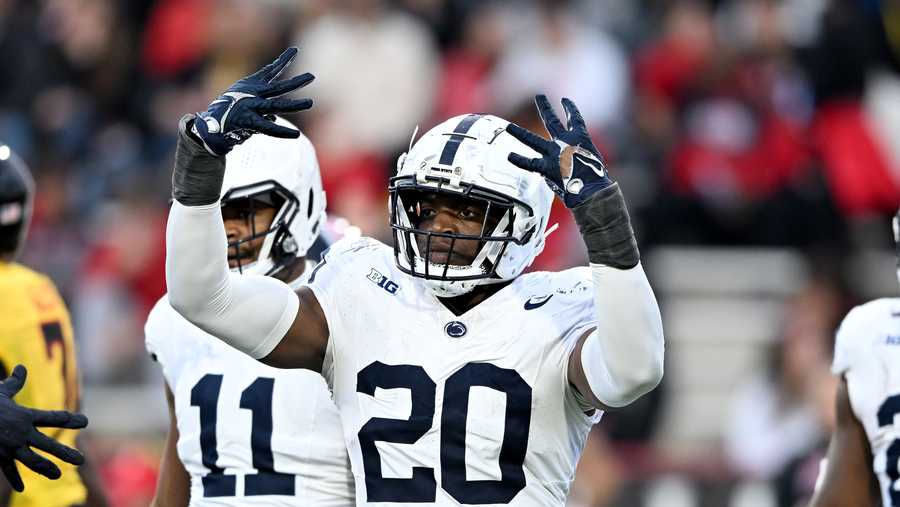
[164,48,664,505]
[146,114,354,506]
[810,209,900,507]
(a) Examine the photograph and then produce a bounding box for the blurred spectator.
[637,0,857,249]
[723,278,843,481]
[295,0,437,154]
[634,0,717,150]
[432,1,507,121]
[141,0,212,78]
[805,0,900,217]
[73,196,167,383]
[771,366,837,507]
[490,0,629,133]
[292,0,437,234]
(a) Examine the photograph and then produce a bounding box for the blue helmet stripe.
[438,114,483,166]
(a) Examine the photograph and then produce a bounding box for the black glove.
[506,95,611,208]
[0,365,87,492]
[508,95,638,268]
[191,47,315,156]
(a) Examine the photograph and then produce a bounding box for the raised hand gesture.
[506,95,611,208]
[191,47,315,156]
[0,365,88,492]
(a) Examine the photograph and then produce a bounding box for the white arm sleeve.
[165,200,299,359]
[579,262,665,408]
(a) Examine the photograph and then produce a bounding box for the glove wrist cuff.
[572,182,639,269]
[172,114,226,206]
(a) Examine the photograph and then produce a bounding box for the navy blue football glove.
[191,47,315,156]
[506,95,611,208]
[0,365,87,492]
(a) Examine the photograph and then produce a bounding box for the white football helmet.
[389,114,554,297]
[894,207,900,285]
[221,116,326,277]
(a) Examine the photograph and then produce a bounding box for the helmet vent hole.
[307,188,314,218]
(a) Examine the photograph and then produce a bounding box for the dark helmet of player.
[0,145,35,260]
[389,114,554,297]
[220,116,326,277]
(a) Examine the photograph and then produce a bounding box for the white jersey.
[304,237,602,506]
[145,265,355,506]
[832,297,900,507]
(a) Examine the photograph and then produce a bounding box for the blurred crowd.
[1,0,899,505]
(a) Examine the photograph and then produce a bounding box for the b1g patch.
[367,268,399,295]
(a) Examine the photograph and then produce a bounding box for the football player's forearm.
[574,185,664,408]
[166,120,299,359]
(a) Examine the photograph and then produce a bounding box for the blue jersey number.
[879,394,900,506]
[357,361,532,504]
[190,374,295,497]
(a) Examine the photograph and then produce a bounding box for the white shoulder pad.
[520,266,596,343]
[145,295,176,367]
[833,298,898,375]
[548,266,594,292]
[304,235,390,322]
[307,236,386,285]
[529,267,594,312]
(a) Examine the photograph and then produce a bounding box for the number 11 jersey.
[305,237,602,506]
[145,282,355,505]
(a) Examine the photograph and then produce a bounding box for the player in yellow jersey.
[0,145,107,507]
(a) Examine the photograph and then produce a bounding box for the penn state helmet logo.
[444,321,467,338]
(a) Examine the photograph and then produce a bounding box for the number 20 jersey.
[304,237,602,506]
[832,298,900,507]
[145,270,355,506]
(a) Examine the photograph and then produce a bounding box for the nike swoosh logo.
[576,154,605,178]
[524,294,553,310]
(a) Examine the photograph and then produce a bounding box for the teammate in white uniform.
[146,117,354,506]
[811,209,900,507]
[164,48,665,506]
